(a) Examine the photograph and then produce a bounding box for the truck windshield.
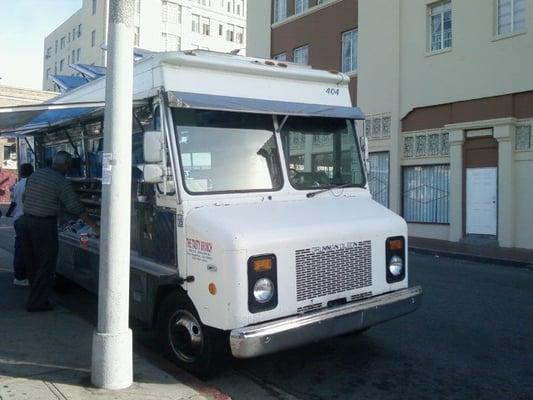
[173,109,283,194]
[280,116,366,190]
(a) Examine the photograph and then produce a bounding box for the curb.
[134,342,232,400]
[409,246,533,270]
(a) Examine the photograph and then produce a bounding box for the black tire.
[156,290,223,376]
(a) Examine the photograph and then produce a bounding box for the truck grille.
[295,240,372,302]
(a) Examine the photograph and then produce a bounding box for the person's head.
[52,151,73,175]
[19,163,34,178]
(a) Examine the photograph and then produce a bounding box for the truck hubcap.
[169,310,204,363]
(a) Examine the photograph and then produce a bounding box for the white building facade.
[358,0,533,249]
[43,0,247,91]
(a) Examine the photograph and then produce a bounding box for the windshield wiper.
[306,183,356,198]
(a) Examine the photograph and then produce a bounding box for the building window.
[497,0,526,35]
[60,36,66,49]
[162,1,168,21]
[236,26,244,44]
[219,24,223,35]
[78,24,82,37]
[273,53,287,61]
[134,27,140,46]
[135,0,141,13]
[341,29,358,73]
[162,2,181,24]
[369,152,390,208]
[60,59,64,72]
[71,50,76,63]
[55,40,58,53]
[91,30,96,47]
[428,1,452,52]
[161,33,181,51]
[201,17,210,35]
[54,62,57,74]
[295,0,309,14]
[46,68,51,80]
[293,45,309,65]
[274,0,287,22]
[192,14,200,33]
[77,48,81,61]
[92,0,97,15]
[403,165,450,224]
[226,24,235,41]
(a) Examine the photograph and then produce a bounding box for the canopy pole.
[91,0,134,390]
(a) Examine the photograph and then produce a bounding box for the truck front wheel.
[156,292,217,376]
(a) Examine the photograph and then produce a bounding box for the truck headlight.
[386,237,406,283]
[253,278,274,303]
[248,254,278,313]
[388,255,403,276]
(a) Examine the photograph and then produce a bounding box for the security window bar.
[403,165,450,224]
[274,0,287,22]
[295,0,309,14]
[368,152,390,208]
[293,45,309,65]
[341,29,358,73]
[497,0,526,35]
[429,1,452,52]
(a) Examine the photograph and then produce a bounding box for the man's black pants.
[13,218,26,280]
[21,215,58,309]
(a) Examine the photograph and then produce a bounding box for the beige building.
[358,0,533,249]
[0,85,56,202]
[43,0,247,91]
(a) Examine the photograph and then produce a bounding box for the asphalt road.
[0,216,532,400]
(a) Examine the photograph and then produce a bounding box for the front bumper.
[230,286,422,358]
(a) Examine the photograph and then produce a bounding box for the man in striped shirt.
[22,151,98,312]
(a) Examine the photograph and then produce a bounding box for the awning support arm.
[279,115,289,132]
[24,137,36,158]
[65,130,82,159]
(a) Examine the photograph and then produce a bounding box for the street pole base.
[91,329,133,389]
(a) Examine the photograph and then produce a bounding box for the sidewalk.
[0,247,229,400]
[409,236,533,268]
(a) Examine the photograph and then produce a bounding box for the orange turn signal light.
[208,283,217,295]
[388,239,404,251]
[253,258,273,272]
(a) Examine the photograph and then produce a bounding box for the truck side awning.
[168,91,365,120]
[0,100,146,137]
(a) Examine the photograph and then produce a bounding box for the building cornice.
[444,117,517,132]
[271,0,344,29]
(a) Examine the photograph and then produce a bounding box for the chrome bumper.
[230,286,423,358]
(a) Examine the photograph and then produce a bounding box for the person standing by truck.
[21,151,99,312]
[6,163,34,286]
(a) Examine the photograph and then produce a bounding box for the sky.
[0,0,82,91]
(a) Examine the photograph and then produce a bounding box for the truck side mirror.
[143,130,164,163]
[140,164,164,184]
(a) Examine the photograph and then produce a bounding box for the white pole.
[91,0,134,390]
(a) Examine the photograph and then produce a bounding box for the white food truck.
[0,51,422,374]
